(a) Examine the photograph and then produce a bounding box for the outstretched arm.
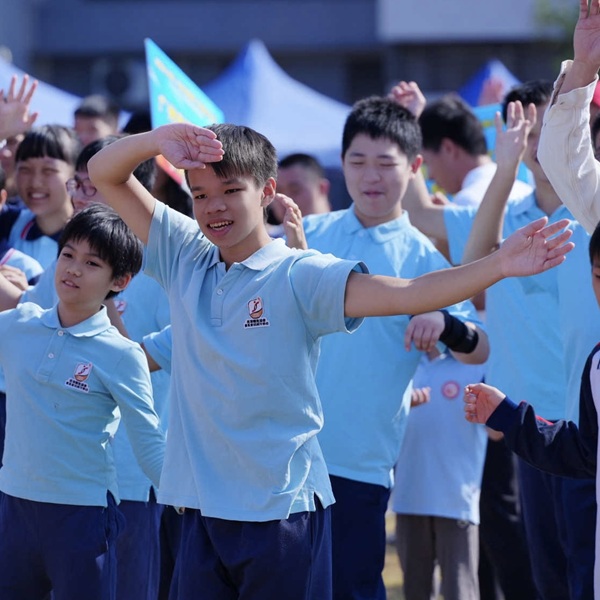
[462,101,535,264]
[0,74,38,141]
[88,124,224,244]
[344,217,573,318]
[464,382,596,479]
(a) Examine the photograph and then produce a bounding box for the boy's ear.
[260,177,277,207]
[410,155,423,174]
[110,273,133,294]
[440,138,459,158]
[0,189,7,210]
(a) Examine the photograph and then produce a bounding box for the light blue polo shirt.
[21,263,172,501]
[0,303,165,507]
[556,221,600,424]
[303,207,482,487]
[443,194,592,420]
[143,325,172,374]
[0,247,43,393]
[144,201,365,521]
[110,273,171,501]
[391,353,487,523]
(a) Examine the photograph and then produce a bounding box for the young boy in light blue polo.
[0,203,166,600]
[88,120,572,600]
[2,135,172,600]
[297,96,490,600]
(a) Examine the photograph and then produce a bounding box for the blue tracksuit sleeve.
[486,345,599,479]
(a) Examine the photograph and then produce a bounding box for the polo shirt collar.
[41,304,113,337]
[508,191,574,221]
[340,204,412,243]
[207,238,294,272]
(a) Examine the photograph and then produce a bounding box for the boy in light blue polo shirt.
[88,119,572,600]
[0,203,166,600]
[299,96,490,600]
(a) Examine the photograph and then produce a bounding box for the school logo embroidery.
[244,297,270,329]
[65,362,93,393]
[442,380,460,400]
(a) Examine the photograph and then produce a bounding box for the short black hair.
[342,97,422,161]
[590,221,600,265]
[15,125,81,166]
[77,135,156,192]
[419,94,487,156]
[501,80,553,122]
[58,203,143,299]
[592,113,600,149]
[74,95,120,129]
[186,123,277,188]
[278,153,325,178]
[0,164,5,192]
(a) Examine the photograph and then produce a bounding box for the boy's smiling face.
[188,166,274,268]
[342,134,421,228]
[16,156,74,220]
[55,238,129,320]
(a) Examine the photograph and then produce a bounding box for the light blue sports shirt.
[0,247,43,392]
[144,201,365,521]
[443,195,599,421]
[391,353,487,524]
[143,325,172,374]
[21,263,172,500]
[0,303,165,506]
[303,207,482,487]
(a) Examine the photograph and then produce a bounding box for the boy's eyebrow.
[63,241,104,260]
[346,150,397,160]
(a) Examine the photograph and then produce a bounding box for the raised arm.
[538,0,600,233]
[0,74,38,142]
[559,0,600,94]
[462,102,534,264]
[88,124,224,244]
[344,217,573,318]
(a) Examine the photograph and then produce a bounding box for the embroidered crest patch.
[244,297,270,329]
[65,362,93,393]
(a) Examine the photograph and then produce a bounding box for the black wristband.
[438,310,479,354]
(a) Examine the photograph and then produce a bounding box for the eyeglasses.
[66,177,97,197]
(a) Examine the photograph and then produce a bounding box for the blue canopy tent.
[203,40,351,170]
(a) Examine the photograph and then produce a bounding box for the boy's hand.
[154,124,224,170]
[276,193,308,250]
[0,265,29,291]
[410,386,431,408]
[573,0,600,71]
[388,81,426,118]
[404,311,445,351]
[497,217,574,277]
[0,74,38,141]
[464,382,505,424]
[494,101,535,172]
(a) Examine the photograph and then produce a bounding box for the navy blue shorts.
[169,500,332,600]
[0,492,124,600]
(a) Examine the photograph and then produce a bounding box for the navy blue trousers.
[0,492,123,600]
[329,475,391,600]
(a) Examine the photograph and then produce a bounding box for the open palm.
[498,218,574,277]
[156,124,224,170]
[574,0,600,65]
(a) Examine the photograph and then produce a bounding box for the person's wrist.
[569,58,599,86]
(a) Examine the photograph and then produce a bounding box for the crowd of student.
[1,2,600,599]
